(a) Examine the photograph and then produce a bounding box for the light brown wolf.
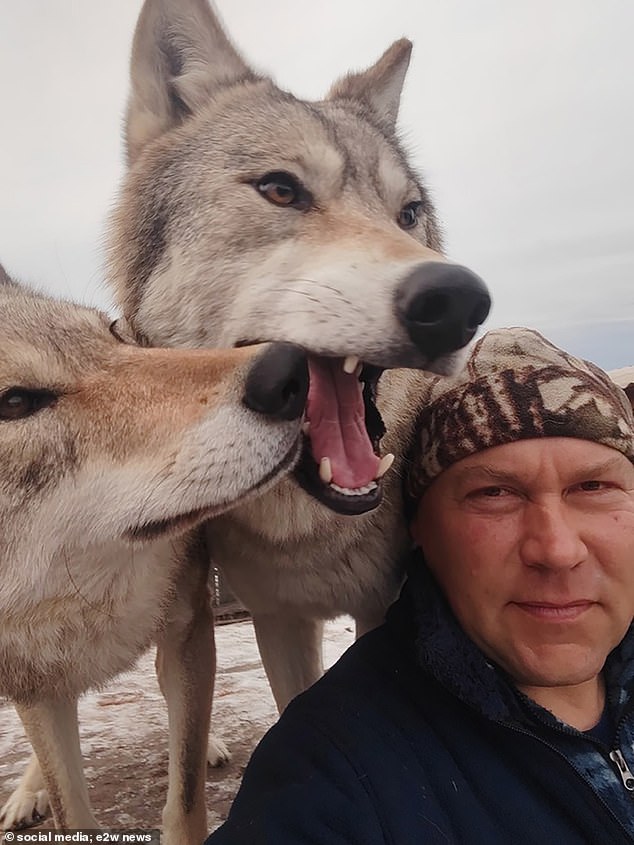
[0,267,308,842]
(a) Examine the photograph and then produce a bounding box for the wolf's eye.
[398,201,423,230]
[0,388,57,421]
[255,171,311,210]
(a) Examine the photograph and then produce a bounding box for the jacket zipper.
[610,749,634,791]
[515,684,634,798]
[609,691,634,793]
[495,722,634,840]
[430,679,634,842]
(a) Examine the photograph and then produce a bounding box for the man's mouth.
[293,355,392,516]
[513,601,596,621]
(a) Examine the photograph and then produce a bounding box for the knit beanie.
[405,327,634,506]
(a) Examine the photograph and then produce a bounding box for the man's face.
[411,438,634,689]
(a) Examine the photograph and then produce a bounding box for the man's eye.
[474,486,507,498]
[464,486,521,510]
[576,480,609,492]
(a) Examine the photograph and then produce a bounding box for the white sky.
[1,0,633,368]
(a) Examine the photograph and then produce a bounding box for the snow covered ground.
[0,617,355,836]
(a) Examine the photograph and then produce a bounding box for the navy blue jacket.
[207,554,634,844]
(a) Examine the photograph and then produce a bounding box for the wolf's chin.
[123,435,303,541]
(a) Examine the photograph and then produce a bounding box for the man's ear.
[125,0,259,164]
[326,39,412,132]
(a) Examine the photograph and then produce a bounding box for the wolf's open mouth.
[293,356,389,516]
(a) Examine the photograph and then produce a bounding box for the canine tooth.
[376,453,395,479]
[319,457,333,484]
[343,355,360,375]
[302,421,311,435]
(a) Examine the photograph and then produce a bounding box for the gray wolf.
[0,268,308,843]
[106,0,492,749]
[204,327,634,844]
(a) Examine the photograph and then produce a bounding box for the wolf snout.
[243,343,309,421]
[396,262,491,360]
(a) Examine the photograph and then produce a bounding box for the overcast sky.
[1,1,633,368]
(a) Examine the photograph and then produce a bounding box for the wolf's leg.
[252,613,324,712]
[0,753,49,830]
[155,535,215,845]
[13,698,98,829]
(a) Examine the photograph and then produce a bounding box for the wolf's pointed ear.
[126,0,258,164]
[327,39,412,132]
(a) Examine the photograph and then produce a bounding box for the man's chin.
[504,645,608,692]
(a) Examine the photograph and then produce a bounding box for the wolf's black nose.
[244,343,309,421]
[396,262,491,360]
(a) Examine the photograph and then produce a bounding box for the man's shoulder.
[283,621,432,742]
[302,623,409,690]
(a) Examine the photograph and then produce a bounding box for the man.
[207,328,634,844]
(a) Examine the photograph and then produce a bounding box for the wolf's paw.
[207,734,231,767]
[0,786,49,830]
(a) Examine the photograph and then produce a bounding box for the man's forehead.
[448,438,634,484]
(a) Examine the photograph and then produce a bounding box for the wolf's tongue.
[306,357,380,489]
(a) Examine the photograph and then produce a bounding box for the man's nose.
[519,500,587,570]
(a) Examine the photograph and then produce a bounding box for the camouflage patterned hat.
[405,327,634,505]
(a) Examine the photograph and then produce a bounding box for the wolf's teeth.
[302,421,311,435]
[343,355,360,375]
[375,453,395,479]
[319,457,333,484]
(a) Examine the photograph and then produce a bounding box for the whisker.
[283,279,358,310]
